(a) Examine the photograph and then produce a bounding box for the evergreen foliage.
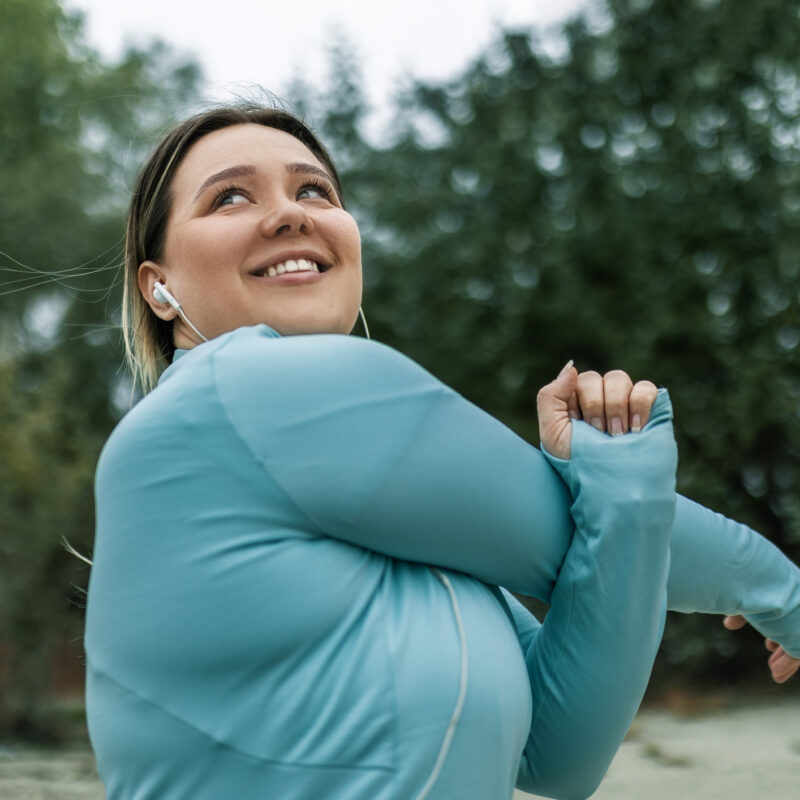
[0,0,201,738]
[2,0,800,739]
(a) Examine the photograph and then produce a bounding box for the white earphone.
[358,306,370,339]
[152,281,209,343]
[152,281,176,307]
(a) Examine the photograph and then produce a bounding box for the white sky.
[65,0,588,122]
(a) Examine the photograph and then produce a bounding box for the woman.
[86,104,800,800]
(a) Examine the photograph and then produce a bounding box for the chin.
[265,317,355,337]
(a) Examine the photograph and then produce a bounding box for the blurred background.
[2,0,800,755]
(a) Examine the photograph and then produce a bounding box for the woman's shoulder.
[205,324,439,391]
[102,325,447,461]
[203,326,451,443]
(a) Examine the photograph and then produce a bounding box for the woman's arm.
[668,496,800,656]
[508,387,675,799]
[212,328,800,654]
[534,359,800,658]
[213,331,575,596]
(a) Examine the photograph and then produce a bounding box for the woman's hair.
[123,102,344,394]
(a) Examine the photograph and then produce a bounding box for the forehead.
[172,123,324,198]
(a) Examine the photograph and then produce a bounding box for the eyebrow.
[193,164,257,201]
[193,161,336,202]
[286,161,335,185]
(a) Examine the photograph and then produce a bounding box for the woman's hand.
[537,363,658,459]
[723,615,800,683]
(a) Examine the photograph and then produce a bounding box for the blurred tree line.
[2,0,800,739]
[0,0,200,738]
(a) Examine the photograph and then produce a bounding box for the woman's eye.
[297,183,332,201]
[218,190,248,207]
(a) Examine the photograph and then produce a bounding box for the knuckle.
[631,380,658,400]
[603,368,630,381]
[603,369,633,389]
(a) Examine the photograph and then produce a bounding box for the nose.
[259,194,315,237]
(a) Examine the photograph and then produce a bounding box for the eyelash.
[211,179,335,209]
[211,182,248,209]
[300,178,334,201]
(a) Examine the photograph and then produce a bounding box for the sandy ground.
[0,747,103,800]
[0,700,797,799]
[518,699,800,800]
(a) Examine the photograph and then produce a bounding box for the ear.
[139,261,178,321]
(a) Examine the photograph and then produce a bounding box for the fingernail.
[559,359,574,377]
[568,410,580,420]
[631,413,642,432]
[610,417,623,437]
[590,417,604,432]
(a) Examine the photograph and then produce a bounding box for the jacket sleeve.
[667,496,800,656]
[213,333,575,599]
[212,332,800,654]
[509,390,676,799]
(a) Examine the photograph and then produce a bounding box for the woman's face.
[139,123,362,345]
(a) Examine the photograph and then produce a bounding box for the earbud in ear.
[153,281,173,306]
[150,281,209,344]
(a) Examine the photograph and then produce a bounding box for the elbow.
[518,776,602,800]
[518,753,606,800]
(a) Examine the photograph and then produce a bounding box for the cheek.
[165,225,249,295]
[170,216,249,259]
[332,212,362,259]
[351,223,362,256]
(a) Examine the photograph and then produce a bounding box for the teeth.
[292,258,320,272]
[255,259,322,277]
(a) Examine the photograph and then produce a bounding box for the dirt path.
[1,700,798,799]
[0,747,102,800]
[518,699,800,800]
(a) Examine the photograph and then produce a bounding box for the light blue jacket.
[86,325,800,800]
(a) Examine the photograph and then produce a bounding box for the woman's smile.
[249,257,322,279]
